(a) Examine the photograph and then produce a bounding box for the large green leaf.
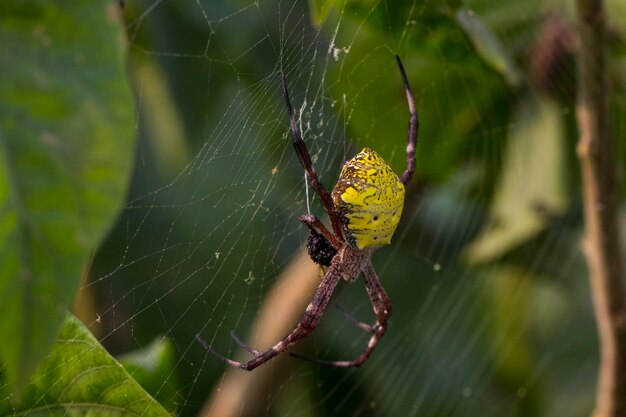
[464,96,568,263]
[117,337,180,413]
[0,314,170,417]
[0,1,134,387]
[454,7,523,88]
[307,0,341,28]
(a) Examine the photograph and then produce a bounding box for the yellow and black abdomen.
[332,148,405,249]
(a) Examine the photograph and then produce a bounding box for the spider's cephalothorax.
[332,147,405,250]
[197,55,419,371]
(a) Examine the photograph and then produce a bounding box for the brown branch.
[198,249,321,417]
[575,1,626,416]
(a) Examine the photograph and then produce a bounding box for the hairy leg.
[291,262,391,367]
[299,213,341,249]
[197,265,342,371]
[281,75,345,240]
[395,55,419,186]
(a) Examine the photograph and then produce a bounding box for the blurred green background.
[94,0,626,416]
[4,0,626,416]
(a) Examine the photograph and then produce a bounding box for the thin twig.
[575,1,626,416]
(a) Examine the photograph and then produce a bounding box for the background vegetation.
[1,0,626,416]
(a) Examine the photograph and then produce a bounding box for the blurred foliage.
[454,7,523,88]
[465,95,568,263]
[0,314,169,416]
[118,337,180,413]
[2,0,626,416]
[99,0,622,416]
[0,0,134,388]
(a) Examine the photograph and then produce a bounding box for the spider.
[196,55,418,371]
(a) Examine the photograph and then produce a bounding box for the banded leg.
[291,262,391,367]
[197,265,342,371]
[299,214,341,249]
[333,303,375,333]
[395,55,419,186]
[281,75,344,241]
[229,330,261,356]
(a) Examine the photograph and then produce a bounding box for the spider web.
[79,0,626,416]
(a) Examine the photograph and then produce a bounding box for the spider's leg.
[333,303,375,333]
[230,330,261,356]
[291,262,391,368]
[281,75,344,241]
[196,335,246,369]
[395,55,419,186]
[198,265,342,371]
[289,351,351,366]
[299,214,342,249]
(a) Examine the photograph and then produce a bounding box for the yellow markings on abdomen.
[332,148,405,249]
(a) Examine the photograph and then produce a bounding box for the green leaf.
[307,0,341,28]
[130,58,190,180]
[0,1,135,388]
[0,314,170,417]
[117,337,180,413]
[465,96,568,264]
[476,266,550,415]
[455,7,523,88]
